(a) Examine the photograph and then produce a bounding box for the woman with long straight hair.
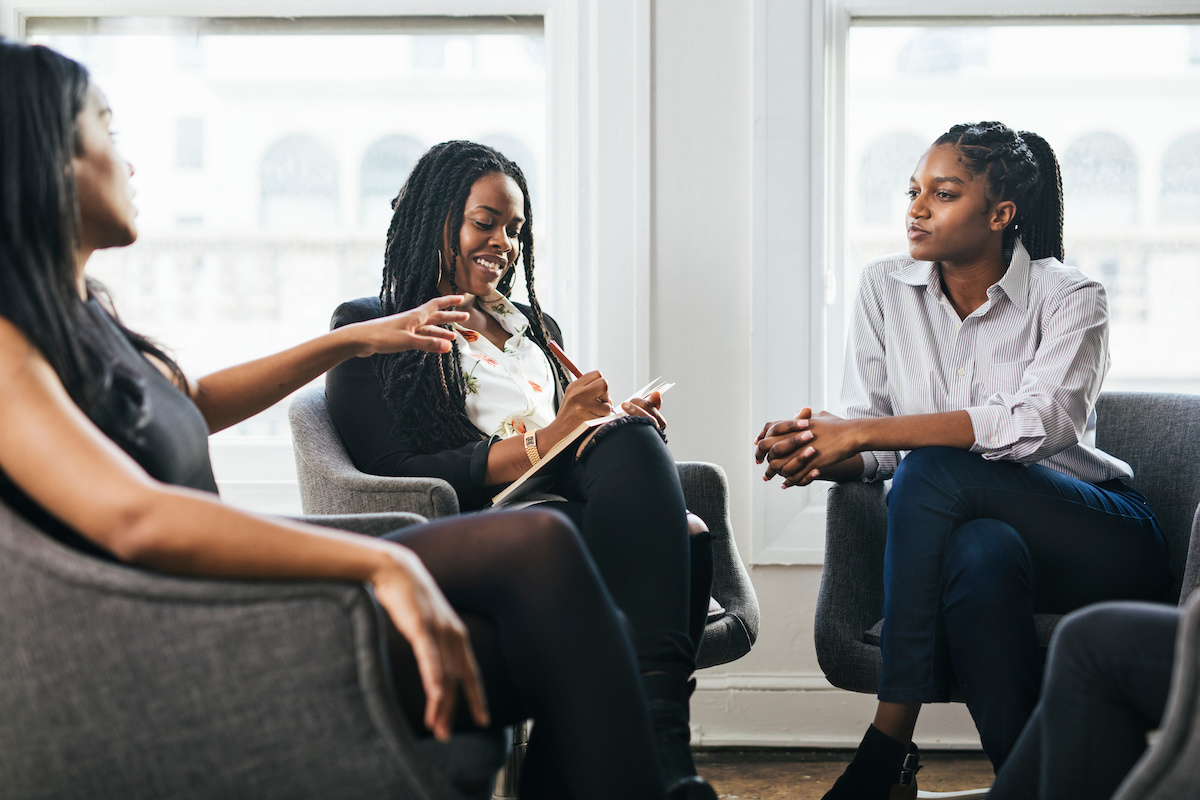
[756,122,1170,797]
[0,40,670,800]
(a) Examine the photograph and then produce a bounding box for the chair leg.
[491,719,533,800]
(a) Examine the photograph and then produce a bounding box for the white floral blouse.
[453,295,559,439]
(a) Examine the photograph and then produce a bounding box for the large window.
[751,6,1200,564]
[846,23,1200,394]
[32,20,547,442]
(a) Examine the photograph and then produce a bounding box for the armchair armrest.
[0,506,470,800]
[815,480,889,693]
[1180,504,1200,604]
[676,461,760,669]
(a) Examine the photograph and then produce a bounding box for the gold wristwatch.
[524,431,541,466]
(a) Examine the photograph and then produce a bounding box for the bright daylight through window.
[846,23,1200,394]
[32,23,547,441]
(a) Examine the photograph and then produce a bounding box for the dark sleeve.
[324,297,495,511]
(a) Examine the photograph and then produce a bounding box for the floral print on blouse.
[451,295,559,439]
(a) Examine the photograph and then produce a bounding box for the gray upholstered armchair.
[0,502,506,800]
[287,382,760,671]
[815,391,1200,697]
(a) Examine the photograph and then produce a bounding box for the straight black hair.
[0,40,182,410]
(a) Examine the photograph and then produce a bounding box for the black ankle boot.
[643,675,718,800]
[821,725,922,800]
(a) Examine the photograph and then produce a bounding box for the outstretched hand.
[371,548,489,741]
[755,408,862,487]
[352,295,471,357]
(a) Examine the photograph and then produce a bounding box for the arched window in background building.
[260,135,340,227]
[359,134,426,229]
[1160,132,1200,224]
[858,131,926,225]
[1061,132,1139,226]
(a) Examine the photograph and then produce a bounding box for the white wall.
[648,0,982,749]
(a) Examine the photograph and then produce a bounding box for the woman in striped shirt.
[755,121,1170,798]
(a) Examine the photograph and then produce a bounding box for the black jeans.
[550,418,712,679]
[989,601,1179,800]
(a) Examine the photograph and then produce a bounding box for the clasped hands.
[754,408,861,487]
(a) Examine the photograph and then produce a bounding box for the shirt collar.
[888,237,1032,311]
[993,238,1032,311]
[453,294,530,341]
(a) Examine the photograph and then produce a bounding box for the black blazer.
[325,296,563,511]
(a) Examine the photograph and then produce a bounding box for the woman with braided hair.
[326,140,717,799]
[0,41,681,800]
[755,121,1170,797]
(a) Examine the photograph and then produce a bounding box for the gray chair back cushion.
[289,383,460,519]
[1094,392,1200,602]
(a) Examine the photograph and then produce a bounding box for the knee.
[943,520,1032,610]
[889,447,975,511]
[512,508,589,569]
[586,417,669,462]
[1045,603,1134,683]
[892,445,961,483]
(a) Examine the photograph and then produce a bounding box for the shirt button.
[955,322,962,331]
[957,367,966,377]
[990,436,999,445]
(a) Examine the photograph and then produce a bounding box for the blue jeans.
[878,447,1170,768]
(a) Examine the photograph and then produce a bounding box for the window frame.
[7,0,652,511]
[750,0,1200,565]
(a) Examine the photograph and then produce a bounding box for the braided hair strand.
[374,141,568,454]
[933,121,1065,261]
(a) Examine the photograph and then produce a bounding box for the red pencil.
[548,340,584,379]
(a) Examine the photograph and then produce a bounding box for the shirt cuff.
[966,405,1015,453]
[859,451,879,482]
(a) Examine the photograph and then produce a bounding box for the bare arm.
[0,319,482,740]
[755,407,974,486]
[185,296,468,433]
[481,370,614,485]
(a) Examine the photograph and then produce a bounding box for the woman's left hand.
[622,391,666,430]
[756,409,862,486]
[351,295,471,357]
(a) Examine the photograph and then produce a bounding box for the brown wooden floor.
[693,748,994,800]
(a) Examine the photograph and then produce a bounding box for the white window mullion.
[749,0,835,565]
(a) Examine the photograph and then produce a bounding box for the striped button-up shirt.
[842,238,1132,484]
